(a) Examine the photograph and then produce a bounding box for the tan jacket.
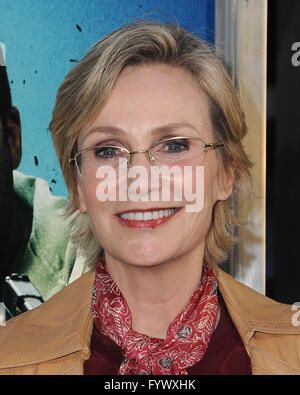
[0,268,299,375]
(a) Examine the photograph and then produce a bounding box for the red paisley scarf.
[91,259,218,375]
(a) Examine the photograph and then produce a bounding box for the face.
[77,64,232,267]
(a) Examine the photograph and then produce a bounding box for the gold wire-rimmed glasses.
[69,136,224,180]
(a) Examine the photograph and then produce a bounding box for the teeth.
[119,208,177,221]
[143,212,152,221]
[135,212,143,220]
[152,211,159,219]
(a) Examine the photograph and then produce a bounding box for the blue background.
[0,0,215,197]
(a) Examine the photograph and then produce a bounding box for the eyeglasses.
[69,136,224,180]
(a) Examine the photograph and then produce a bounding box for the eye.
[94,146,119,159]
[164,139,189,153]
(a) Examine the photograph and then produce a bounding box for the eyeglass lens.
[77,138,206,180]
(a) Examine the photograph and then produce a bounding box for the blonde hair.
[50,20,252,268]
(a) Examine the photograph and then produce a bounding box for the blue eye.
[94,147,118,159]
[165,140,189,153]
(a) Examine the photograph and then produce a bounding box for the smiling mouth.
[115,207,182,229]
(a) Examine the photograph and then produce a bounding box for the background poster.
[0,0,214,197]
[0,0,215,314]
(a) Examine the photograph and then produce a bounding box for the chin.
[118,240,172,268]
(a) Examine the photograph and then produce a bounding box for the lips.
[115,207,182,229]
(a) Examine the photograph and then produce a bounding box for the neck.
[104,245,204,339]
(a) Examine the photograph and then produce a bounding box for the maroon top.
[84,293,252,375]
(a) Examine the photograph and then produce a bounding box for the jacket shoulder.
[0,270,95,369]
[217,269,300,374]
[217,268,300,331]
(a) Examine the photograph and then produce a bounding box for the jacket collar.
[0,267,298,368]
[216,268,299,342]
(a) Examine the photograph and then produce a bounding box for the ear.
[7,107,22,170]
[76,178,88,214]
[216,164,234,201]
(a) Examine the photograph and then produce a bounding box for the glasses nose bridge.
[127,148,154,167]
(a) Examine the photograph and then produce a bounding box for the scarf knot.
[92,259,218,375]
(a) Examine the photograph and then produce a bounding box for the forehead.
[78,64,213,147]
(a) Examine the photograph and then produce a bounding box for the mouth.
[115,207,183,229]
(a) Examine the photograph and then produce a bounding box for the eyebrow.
[81,122,199,144]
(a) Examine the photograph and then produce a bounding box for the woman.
[0,20,299,375]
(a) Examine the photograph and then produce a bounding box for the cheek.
[78,179,116,222]
[203,160,222,205]
[78,180,115,243]
[181,166,217,239]
[77,179,103,214]
[183,165,217,209]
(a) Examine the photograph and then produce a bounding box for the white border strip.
[215,0,267,294]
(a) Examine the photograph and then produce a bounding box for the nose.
[126,150,154,199]
[128,150,152,168]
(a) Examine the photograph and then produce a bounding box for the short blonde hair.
[50,20,252,268]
